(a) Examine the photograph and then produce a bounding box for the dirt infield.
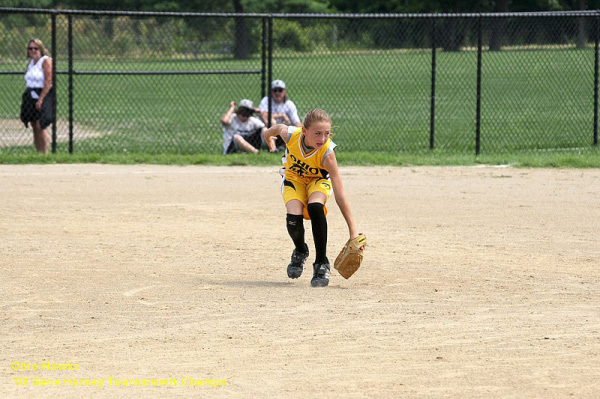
[0,120,107,148]
[1,164,599,398]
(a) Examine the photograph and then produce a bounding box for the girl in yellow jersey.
[263,109,362,287]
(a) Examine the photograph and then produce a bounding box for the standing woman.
[20,38,54,154]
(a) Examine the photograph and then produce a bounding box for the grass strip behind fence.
[0,47,596,157]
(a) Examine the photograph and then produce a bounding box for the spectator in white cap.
[220,99,266,154]
[259,79,302,129]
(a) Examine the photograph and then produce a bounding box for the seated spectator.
[259,80,302,128]
[221,99,265,154]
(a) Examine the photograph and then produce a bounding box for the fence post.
[430,17,436,150]
[475,14,482,155]
[595,14,599,146]
[267,15,273,128]
[261,17,267,100]
[68,14,73,154]
[51,12,57,154]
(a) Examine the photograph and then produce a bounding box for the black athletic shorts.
[20,88,55,129]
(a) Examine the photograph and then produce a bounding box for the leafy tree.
[1,0,53,40]
[242,0,331,13]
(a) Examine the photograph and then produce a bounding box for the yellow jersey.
[281,127,337,184]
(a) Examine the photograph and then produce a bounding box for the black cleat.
[287,247,309,279]
[310,259,330,287]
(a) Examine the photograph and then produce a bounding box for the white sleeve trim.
[322,141,336,164]
[286,125,297,142]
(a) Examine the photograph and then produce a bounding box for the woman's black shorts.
[20,88,55,129]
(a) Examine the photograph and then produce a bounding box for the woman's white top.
[25,55,49,89]
[259,97,301,125]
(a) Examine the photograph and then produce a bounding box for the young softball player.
[263,109,361,287]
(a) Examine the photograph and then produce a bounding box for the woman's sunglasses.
[272,88,284,93]
[28,47,39,51]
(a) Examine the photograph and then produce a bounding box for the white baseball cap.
[238,99,254,110]
[271,80,286,90]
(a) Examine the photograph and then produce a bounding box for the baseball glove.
[334,233,367,279]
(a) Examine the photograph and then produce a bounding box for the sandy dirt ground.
[0,120,107,148]
[1,164,599,399]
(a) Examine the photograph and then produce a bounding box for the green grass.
[1,46,598,163]
[1,148,599,168]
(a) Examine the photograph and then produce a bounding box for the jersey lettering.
[289,154,319,177]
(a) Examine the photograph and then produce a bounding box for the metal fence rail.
[1,8,598,155]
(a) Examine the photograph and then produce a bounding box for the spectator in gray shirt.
[221,99,265,154]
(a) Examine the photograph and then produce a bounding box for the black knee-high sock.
[307,203,327,263]
[286,214,307,253]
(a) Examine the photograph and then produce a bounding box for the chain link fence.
[1,8,598,155]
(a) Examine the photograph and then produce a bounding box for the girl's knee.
[307,202,325,219]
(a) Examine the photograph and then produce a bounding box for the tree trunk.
[443,18,462,51]
[233,0,250,59]
[489,0,509,52]
[576,0,587,49]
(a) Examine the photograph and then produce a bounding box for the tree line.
[4,0,600,14]
[2,0,598,61]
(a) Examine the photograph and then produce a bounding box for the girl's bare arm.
[323,152,358,239]
[263,124,289,152]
